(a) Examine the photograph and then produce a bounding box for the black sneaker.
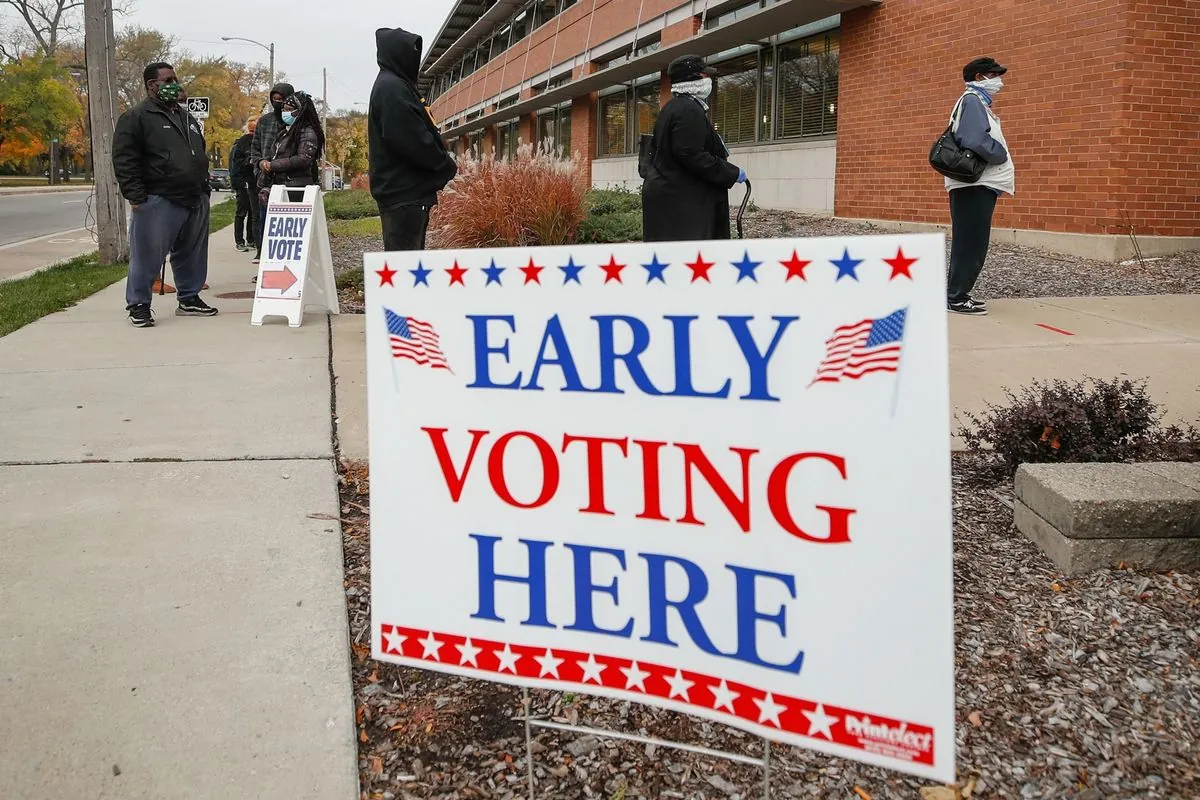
[128,304,154,327]
[966,297,988,311]
[948,300,987,316]
[235,243,249,252]
[176,295,219,317]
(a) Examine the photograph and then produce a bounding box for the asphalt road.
[0,190,92,247]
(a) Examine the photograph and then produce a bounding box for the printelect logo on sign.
[844,715,934,755]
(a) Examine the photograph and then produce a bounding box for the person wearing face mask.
[641,54,745,243]
[256,92,326,207]
[944,57,1014,316]
[112,61,218,327]
[249,81,295,264]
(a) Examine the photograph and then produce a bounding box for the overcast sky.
[120,0,458,112]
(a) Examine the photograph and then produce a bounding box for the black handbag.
[929,94,986,183]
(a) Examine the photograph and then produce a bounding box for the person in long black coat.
[642,55,745,242]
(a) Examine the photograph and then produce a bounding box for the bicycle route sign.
[187,96,210,119]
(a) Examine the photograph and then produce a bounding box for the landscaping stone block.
[1014,462,1200,539]
[1013,462,1200,574]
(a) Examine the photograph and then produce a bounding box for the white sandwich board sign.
[251,185,339,327]
[363,233,956,781]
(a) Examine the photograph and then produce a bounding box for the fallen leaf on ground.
[853,787,873,800]
[968,710,984,727]
[919,787,959,800]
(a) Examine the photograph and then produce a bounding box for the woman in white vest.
[945,57,1014,316]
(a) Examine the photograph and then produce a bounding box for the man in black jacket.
[229,118,257,252]
[368,27,457,251]
[249,81,295,263]
[642,55,745,242]
[112,61,218,327]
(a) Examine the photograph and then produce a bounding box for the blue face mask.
[281,111,296,126]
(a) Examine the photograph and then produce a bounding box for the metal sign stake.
[522,688,536,800]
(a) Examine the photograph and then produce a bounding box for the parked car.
[209,168,231,191]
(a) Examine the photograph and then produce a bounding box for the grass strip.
[208,196,237,233]
[328,216,382,237]
[0,252,126,337]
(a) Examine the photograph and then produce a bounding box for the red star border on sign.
[601,256,625,284]
[884,248,918,280]
[376,264,397,287]
[686,253,715,283]
[446,260,468,286]
[520,258,544,285]
[780,251,810,282]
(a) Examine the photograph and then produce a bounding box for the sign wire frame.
[518,688,775,799]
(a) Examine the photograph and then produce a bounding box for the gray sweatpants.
[126,194,210,308]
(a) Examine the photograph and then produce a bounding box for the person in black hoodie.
[112,61,218,327]
[228,118,257,251]
[368,27,457,251]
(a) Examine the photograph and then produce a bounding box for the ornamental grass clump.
[958,376,1199,480]
[429,142,588,249]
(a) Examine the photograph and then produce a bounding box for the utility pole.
[269,43,275,89]
[83,0,129,264]
[322,67,328,126]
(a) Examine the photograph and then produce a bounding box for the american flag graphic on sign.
[384,308,451,371]
[811,309,907,385]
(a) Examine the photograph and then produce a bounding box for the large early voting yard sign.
[364,233,955,786]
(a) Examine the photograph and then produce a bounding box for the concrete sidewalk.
[0,230,357,797]
[331,294,1200,460]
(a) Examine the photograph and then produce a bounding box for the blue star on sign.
[831,248,863,282]
[482,259,505,286]
[410,262,431,287]
[641,254,669,284]
[559,257,584,285]
[732,250,762,282]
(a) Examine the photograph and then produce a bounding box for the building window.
[559,0,577,9]
[492,23,511,57]
[711,52,757,145]
[759,47,774,141]
[634,80,660,140]
[777,30,839,138]
[510,8,530,45]
[495,119,519,160]
[598,89,628,156]
[534,0,557,29]
[598,35,661,70]
[538,105,573,157]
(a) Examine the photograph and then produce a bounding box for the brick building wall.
[835,0,1199,237]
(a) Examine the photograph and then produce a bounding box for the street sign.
[187,96,210,119]
[364,232,957,781]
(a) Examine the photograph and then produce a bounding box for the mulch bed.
[337,457,1199,800]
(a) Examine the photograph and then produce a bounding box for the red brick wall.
[571,93,599,184]
[836,0,1199,237]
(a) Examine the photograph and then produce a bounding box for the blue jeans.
[126,194,209,308]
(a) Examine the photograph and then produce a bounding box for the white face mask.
[674,76,713,101]
[973,76,1004,95]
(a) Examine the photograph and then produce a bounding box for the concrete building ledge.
[839,217,1200,262]
[1013,462,1200,574]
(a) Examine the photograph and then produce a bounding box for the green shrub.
[335,269,364,291]
[586,187,642,216]
[323,189,378,220]
[958,377,1199,479]
[576,211,642,244]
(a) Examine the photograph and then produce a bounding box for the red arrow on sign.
[261,266,298,292]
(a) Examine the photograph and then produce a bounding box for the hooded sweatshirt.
[368,27,457,211]
[250,81,296,187]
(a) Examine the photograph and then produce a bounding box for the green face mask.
[157,82,181,102]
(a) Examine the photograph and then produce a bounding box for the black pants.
[380,204,430,251]
[233,183,257,246]
[947,186,998,303]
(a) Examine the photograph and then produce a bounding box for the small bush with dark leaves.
[958,377,1199,479]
